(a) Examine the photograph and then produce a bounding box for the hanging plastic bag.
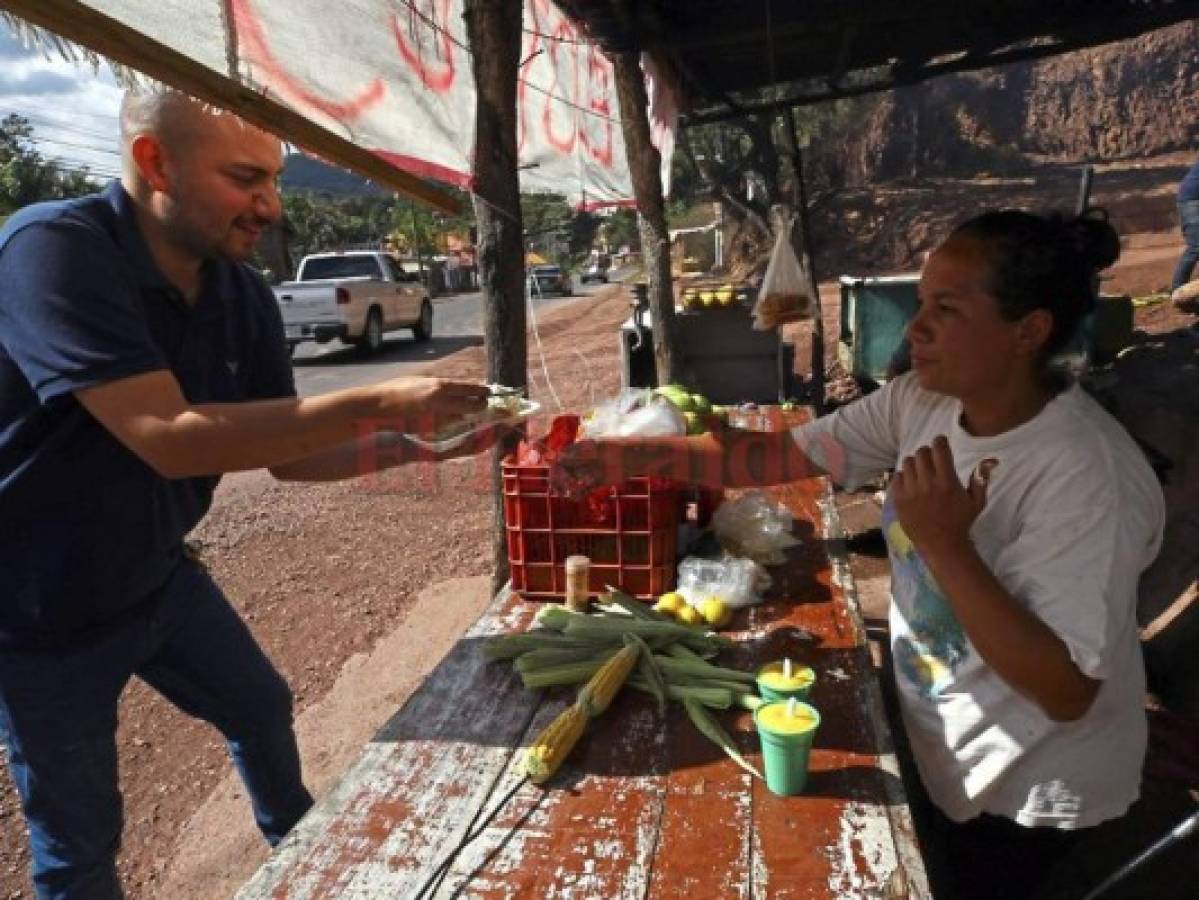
[752,219,816,330]
[712,490,800,566]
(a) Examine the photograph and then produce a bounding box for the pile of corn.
[486,590,763,783]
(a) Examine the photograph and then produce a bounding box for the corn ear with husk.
[483,631,608,661]
[515,646,617,672]
[519,658,607,690]
[653,655,756,684]
[626,633,667,713]
[522,642,642,783]
[683,697,763,780]
[522,703,589,784]
[627,677,735,709]
[576,642,640,718]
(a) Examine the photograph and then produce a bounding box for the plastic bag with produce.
[578,388,687,438]
[676,555,771,610]
[712,490,800,565]
[752,220,816,330]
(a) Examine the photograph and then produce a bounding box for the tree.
[0,114,101,213]
[667,95,874,271]
[599,207,639,253]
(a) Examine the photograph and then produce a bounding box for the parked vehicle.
[274,251,433,356]
[580,254,611,284]
[527,264,572,297]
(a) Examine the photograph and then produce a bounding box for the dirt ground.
[0,221,1196,898]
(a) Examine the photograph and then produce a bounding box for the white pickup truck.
[274,251,433,356]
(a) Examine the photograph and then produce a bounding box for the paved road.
[290,277,618,397]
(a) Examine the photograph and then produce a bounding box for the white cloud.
[0,28,123,178]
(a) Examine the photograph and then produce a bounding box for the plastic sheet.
[676,554,771,609]
[712,490,800,565]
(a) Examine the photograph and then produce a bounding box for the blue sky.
[0,26,123,179]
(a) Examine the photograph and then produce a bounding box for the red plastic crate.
[502,455,681,601]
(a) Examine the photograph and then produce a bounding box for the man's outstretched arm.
[75,369,488,479]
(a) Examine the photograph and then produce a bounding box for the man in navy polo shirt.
[0,91,493,899]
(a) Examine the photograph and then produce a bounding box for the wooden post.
[465,0,525,593]
[782,107,825,415]
[613,52,679,386]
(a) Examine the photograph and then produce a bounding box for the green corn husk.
[604,587,676,624]
[564,620,729,659]
[534,604,583,632]
[514,646,619,672]
[668,641,720,661]
[520,659,606,690]
[483,630,604,661]
[627,676,735,710]
[662,674,758,696]
[626,633,667,713]
[653,655,756,685]
[683,697,763,780]
[540,605,732,653]
[736,692,765,712]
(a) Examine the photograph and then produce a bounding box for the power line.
[27,136,120,157]
[3,102,118,125]
[38,157,120,180]
[22,115,118,143]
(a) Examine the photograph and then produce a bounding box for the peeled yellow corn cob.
[523,703,588,784]
[522,643,641,783]
[576,643,640,718]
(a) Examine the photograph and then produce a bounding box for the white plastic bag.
[676,555,772,610]
[712,491,800,565]
[578,389,687,438]
[752,221,816,330]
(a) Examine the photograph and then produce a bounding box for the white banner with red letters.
[79,0,675,206]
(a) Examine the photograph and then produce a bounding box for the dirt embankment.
[834,20,1199,185]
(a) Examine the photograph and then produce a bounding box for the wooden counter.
[239,411,928,899]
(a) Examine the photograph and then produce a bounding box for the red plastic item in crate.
[502,454,681,601]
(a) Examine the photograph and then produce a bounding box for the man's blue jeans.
[1171,200,1199,292]
[0,558,313,899]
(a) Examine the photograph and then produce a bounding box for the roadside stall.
[238,407,929,898]
[7,2,1199,898]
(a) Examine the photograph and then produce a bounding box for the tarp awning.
[2,0,678,209]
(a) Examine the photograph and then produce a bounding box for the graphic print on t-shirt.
[882,496,969,698]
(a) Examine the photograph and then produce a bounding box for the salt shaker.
[564,555,591,612]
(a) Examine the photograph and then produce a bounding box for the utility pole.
[409,201,426,283]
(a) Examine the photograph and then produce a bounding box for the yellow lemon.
[653,592,686,615]
[699,596,732,629]
[676,604,704,626]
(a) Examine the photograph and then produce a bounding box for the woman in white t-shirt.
[555,209,1165,899]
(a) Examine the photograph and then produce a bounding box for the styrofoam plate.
[404,398,540,453]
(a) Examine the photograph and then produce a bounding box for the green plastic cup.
[756,660,815,702]
[753,700,821,796]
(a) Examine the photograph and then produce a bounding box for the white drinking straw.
[784,657,792,680]
[787,697,797,718]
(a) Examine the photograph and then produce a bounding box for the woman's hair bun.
[1060,207,1121,274]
